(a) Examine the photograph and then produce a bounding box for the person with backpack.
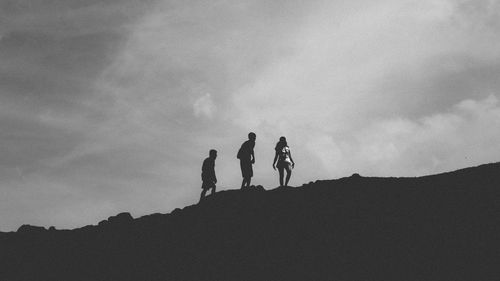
[237,132,256,189]
[200,149,217,202]
[272,136,295,187]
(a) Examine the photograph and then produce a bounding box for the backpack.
[237,146,243,159]
[237,143,246,159]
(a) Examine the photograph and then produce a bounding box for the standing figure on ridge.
[237,132,256,189]
[200,149,217,202]
[272,136,295,187]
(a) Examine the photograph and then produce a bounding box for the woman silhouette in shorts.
[272,136,295,187]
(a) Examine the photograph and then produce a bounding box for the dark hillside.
[1,163,499,281]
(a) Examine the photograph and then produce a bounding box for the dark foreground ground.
[1,163,499,281]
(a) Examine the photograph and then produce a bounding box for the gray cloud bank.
[1,0,500,231]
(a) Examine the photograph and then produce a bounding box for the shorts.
[277,161,292,171]
[240,159,253,178]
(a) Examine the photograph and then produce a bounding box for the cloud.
[306,95,500,177]
[1,0,500,231]
[305,135,344,171]
[0,0,158,187]
[233,0,497,126]
[193,93,216,119]
[0,0,162,231]
[229,0,500,180]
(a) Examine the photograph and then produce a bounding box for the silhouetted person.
[273,136,295,187]
[200,149,217,202]
[237,132,256,189]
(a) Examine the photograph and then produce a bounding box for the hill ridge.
[6,161,500,234]
[4,161,500,235]
[0,161,499,281]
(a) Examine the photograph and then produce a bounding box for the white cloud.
[3,0,500,231]
[193,93,216,119]
[306,95,500,177]
[305,135,344,171]
[229,0,500,179]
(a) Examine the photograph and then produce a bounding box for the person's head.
[276,136,287,149]
[248,132,256,141]
[209,149,217,159]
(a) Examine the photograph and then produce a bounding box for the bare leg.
[241,177,250,189]
[285,166,292,186]
[210,186,216,195]
[200,188,208,202]
[278,167,284,186]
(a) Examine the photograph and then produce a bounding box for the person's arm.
[202,159,208,174]
[272,151,278,170]
[250,143,255,164]
[211,161,217,183]
[289,151,295,168]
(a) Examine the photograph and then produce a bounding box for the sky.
[1,0,500,231]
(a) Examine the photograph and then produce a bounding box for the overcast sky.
[1,0,500,231]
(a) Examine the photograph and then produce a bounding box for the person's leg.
[241,160,251,188]
[210,184,216,195]
[285,165,292,186]
[247,164,253,187]
[241,176,250,188]
[200,188,208,202]
[278,166,284,186]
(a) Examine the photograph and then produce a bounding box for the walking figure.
[200,149,217,202]
[272,136,295,187]
[237,132,256,189]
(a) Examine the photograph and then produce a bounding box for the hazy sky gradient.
[1,0,500,231]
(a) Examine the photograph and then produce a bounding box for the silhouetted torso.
[239,134,256,188]
[200,150,217,201]
[239,140,255,162]
[202,157,216,183]
[276,145,291,167]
